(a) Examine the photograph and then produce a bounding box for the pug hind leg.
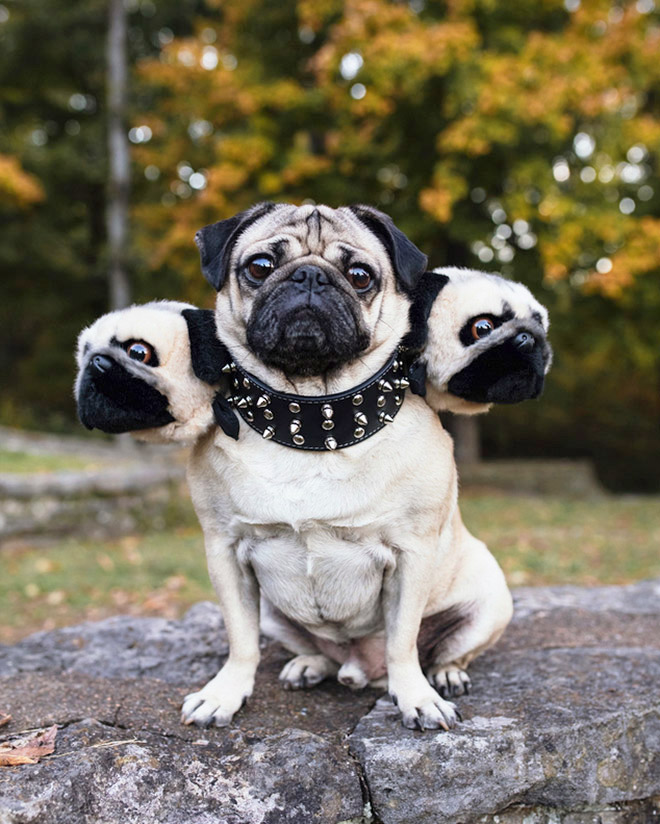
[279,653,339,690]
[427,663,472,698]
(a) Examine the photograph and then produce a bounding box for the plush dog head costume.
[75,301,220,443]
[408,267,552,415]
[194,202,427,382]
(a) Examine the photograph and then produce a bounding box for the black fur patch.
[212,393,240,440]
[181,308,231,385]
[402,270,450,353]
[77,359,174,433]
[448,336,546,404]
[349,205,428,293]
[417,603,471,669]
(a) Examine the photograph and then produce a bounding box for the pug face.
[419,268,552,415]
[195,203,427,385]
[75,301,218,443]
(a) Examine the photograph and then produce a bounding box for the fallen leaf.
[0,725,57,767]
[0,714,10,728]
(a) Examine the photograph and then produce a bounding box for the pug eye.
[471,318,495,340]
[125,341,154,364]
[346,264,373,292]
[247,255,275,282]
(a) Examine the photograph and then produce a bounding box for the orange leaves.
[0,155,44,210]
[0,725,57,767]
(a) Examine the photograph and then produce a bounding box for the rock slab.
[1,582,660,823]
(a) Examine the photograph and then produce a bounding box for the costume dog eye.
[247,255,275,282]
[346,264,373,292]
[471,318,495,340]
[124,340,154,364]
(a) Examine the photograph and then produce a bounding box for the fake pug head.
[414,267,552,415]
[75,301,221,443]
[194,202,427,384]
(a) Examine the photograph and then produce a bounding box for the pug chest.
[240,527,395,640]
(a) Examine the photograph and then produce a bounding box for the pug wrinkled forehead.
[416,267,552,415]
[75,301,219,443]
[195,202,427,379]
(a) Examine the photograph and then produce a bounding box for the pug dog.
[159,201,518,732]
[407,267,552,415]
[75,301,219,444]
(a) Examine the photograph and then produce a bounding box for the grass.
[0,449,101,474]
[2,493,659,644]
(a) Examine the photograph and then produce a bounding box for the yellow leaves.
[588,218,660,299]
[0,726,57,767]
[419,162,468,224]
[0,155,44,210]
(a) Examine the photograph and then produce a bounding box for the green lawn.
[2,493,659,644]
[0,449,101,474]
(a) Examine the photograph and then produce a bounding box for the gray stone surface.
[1,581,659,824]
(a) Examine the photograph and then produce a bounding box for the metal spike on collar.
[378,380,393,392]
[289,402,301,414]
[262,426,275,440]
[354,426,365,438]
[290,419,302,435]
[324,436,338,451]
[321,404,333,419]
[221,363,233,374]
[394,395,403,406]
[379,412,395,424]
[352,394,363,406]
[322,420,335,431]
[242,378,251,388]
[394,377,410,390]
[263,409,274,420]
[292,434,305,446]
[377,395,386,408]
[256,395,270,408]
[235,397,248,409]
[354,411,368,426]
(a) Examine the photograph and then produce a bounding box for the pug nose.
[91,354,113,373]
[290,265,330,290]
[514,332,535,353]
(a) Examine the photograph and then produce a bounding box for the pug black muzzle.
[246,264,370,377]
[77,353,175,433]
[448,323,551,404]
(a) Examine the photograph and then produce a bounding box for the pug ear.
[349,205,428,293]
[194,202,278,291]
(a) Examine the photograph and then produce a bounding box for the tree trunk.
[106,0,130,310]
[444,414,481,465]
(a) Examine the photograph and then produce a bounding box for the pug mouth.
[448,334,548,404]
[77,356,175,433]
[246,284,370,377]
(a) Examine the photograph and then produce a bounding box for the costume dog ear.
[195,202,278,291]
[349,205,428,293]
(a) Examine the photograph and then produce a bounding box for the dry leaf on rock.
[0,725,57,767]
[0,714,11,728]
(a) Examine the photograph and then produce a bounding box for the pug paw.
[426,664,471,698]
[389,674,461,731]
[279,653,338,690]
[181,666,255,727]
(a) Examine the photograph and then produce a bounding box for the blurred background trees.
[1,0,658,490]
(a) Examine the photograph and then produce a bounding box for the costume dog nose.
[514,332,535,353]
[91,354,113,373]
[290,265,330,289]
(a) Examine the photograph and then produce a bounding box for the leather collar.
[218,347,412,451]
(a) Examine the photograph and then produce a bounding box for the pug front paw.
[389,673,461,731]
[181,665,255,727]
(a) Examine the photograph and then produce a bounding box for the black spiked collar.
[181,308,427,452]
[219,347,412,451]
